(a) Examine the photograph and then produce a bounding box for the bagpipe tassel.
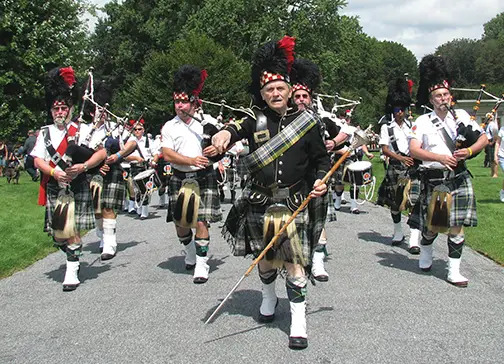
[90,175,103,214]
[427,187,452,234]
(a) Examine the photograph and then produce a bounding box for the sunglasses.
[134,128,144,131]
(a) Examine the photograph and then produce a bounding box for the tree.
[0,0,90,142]
[435,38,481,86]
[119,31,250,133]
[483,12,504,41]
[379,41,418,84]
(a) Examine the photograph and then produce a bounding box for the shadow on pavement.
[83,240,143,254]
[358,230,391,246]
[375,250,447,281]
[44,260,112,284]
[157,255,226,275]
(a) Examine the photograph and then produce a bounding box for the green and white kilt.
[222,184,310,264]
[377,162,407,210]
[44,177,95,235]
[166,169,222,223]
[101,165,126,210]
[308,192,336,250]
[407,170,477,232]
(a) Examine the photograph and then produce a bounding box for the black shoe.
[391,237,404,246]
[62,283,79,292]
[258,298,279,323]
[289,337,308,350]
[314,274,329,282]
[351,208,360,214]
[420,266,432,272]
[193,276,208,284]
[408,246,421,255]
[101,253,116,261]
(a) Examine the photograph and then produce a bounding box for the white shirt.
[79,121,122,151]
[497,126,504,158]
[30,123,88,172]
[379,119,411,155]
[128,135,155,162]
[409,109,483,169]
[161,116,204,172]
[486,120,499,141]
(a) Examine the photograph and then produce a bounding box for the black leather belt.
[423,165,467,180]
[251,179,305,199]
[173,167,213,179]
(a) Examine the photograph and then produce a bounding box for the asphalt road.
[1,192,503,363]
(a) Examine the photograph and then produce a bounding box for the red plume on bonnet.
[59,67,76,88]
[192,69,208,97]
[277,36,296,73]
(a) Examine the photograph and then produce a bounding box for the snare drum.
[344,161,373,186]
[133,169,161,195]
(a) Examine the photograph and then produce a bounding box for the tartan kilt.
[166,170,222,223]
[377,162,407,209]
[101,165,126,210]
[44,178,95,235]
[407,170,477,232]
[222,185,310,264]
[308,192,336,250]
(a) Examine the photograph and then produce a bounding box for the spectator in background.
[485,114,499,177]
[0,139,8,177]
[23,129,39,181]
[494,119,504,202]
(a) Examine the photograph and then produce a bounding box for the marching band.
[30,38,492,349]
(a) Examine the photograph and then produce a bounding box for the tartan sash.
[38,123,79,206]
[238,110,317,175]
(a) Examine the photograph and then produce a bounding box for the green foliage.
[119,32,250,133]
[436,38,482,85]
[379,41,418,84]
[0,173,55,278]
[483,12,504,41]
[0,0,90,143]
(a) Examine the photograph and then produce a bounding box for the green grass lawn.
[0,173,56,278]
[0,154,502,279]
[369,152,504,265]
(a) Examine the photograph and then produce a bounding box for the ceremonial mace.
[205,128,370,324]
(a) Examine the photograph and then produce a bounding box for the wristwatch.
[83,163,89,172]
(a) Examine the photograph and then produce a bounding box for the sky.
[340,0,504,59]
[87,0,504,60]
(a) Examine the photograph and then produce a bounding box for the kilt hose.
[166,168,222,224]
[407,170,477,232]
[44,177,95,235]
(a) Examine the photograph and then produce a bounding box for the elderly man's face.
[429,87,452,112]
[261,80,292,114]
[51,103,70,126]
[293,90,312,111]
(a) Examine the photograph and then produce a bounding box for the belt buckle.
[254,130,270,143]
[272,186,289,200]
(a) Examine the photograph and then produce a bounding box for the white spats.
[311,251,329,282]
[184,240,197,269]
[193,255,209,284]
[101,218,117,260]
[419,244,433,271]
[500,189,504,203]
[289,301,307,339]
[62,260,80,291]
[392,222,404,245]
[95,218,104,249]
[408,228,421,248]
[333,193,342,210]
[260,281,278,317]
[128,200,136,213]
[140,205,149,219]
[446,257,469,287]
[350,199,359,214]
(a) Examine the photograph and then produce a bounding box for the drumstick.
[205,129,369,324]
